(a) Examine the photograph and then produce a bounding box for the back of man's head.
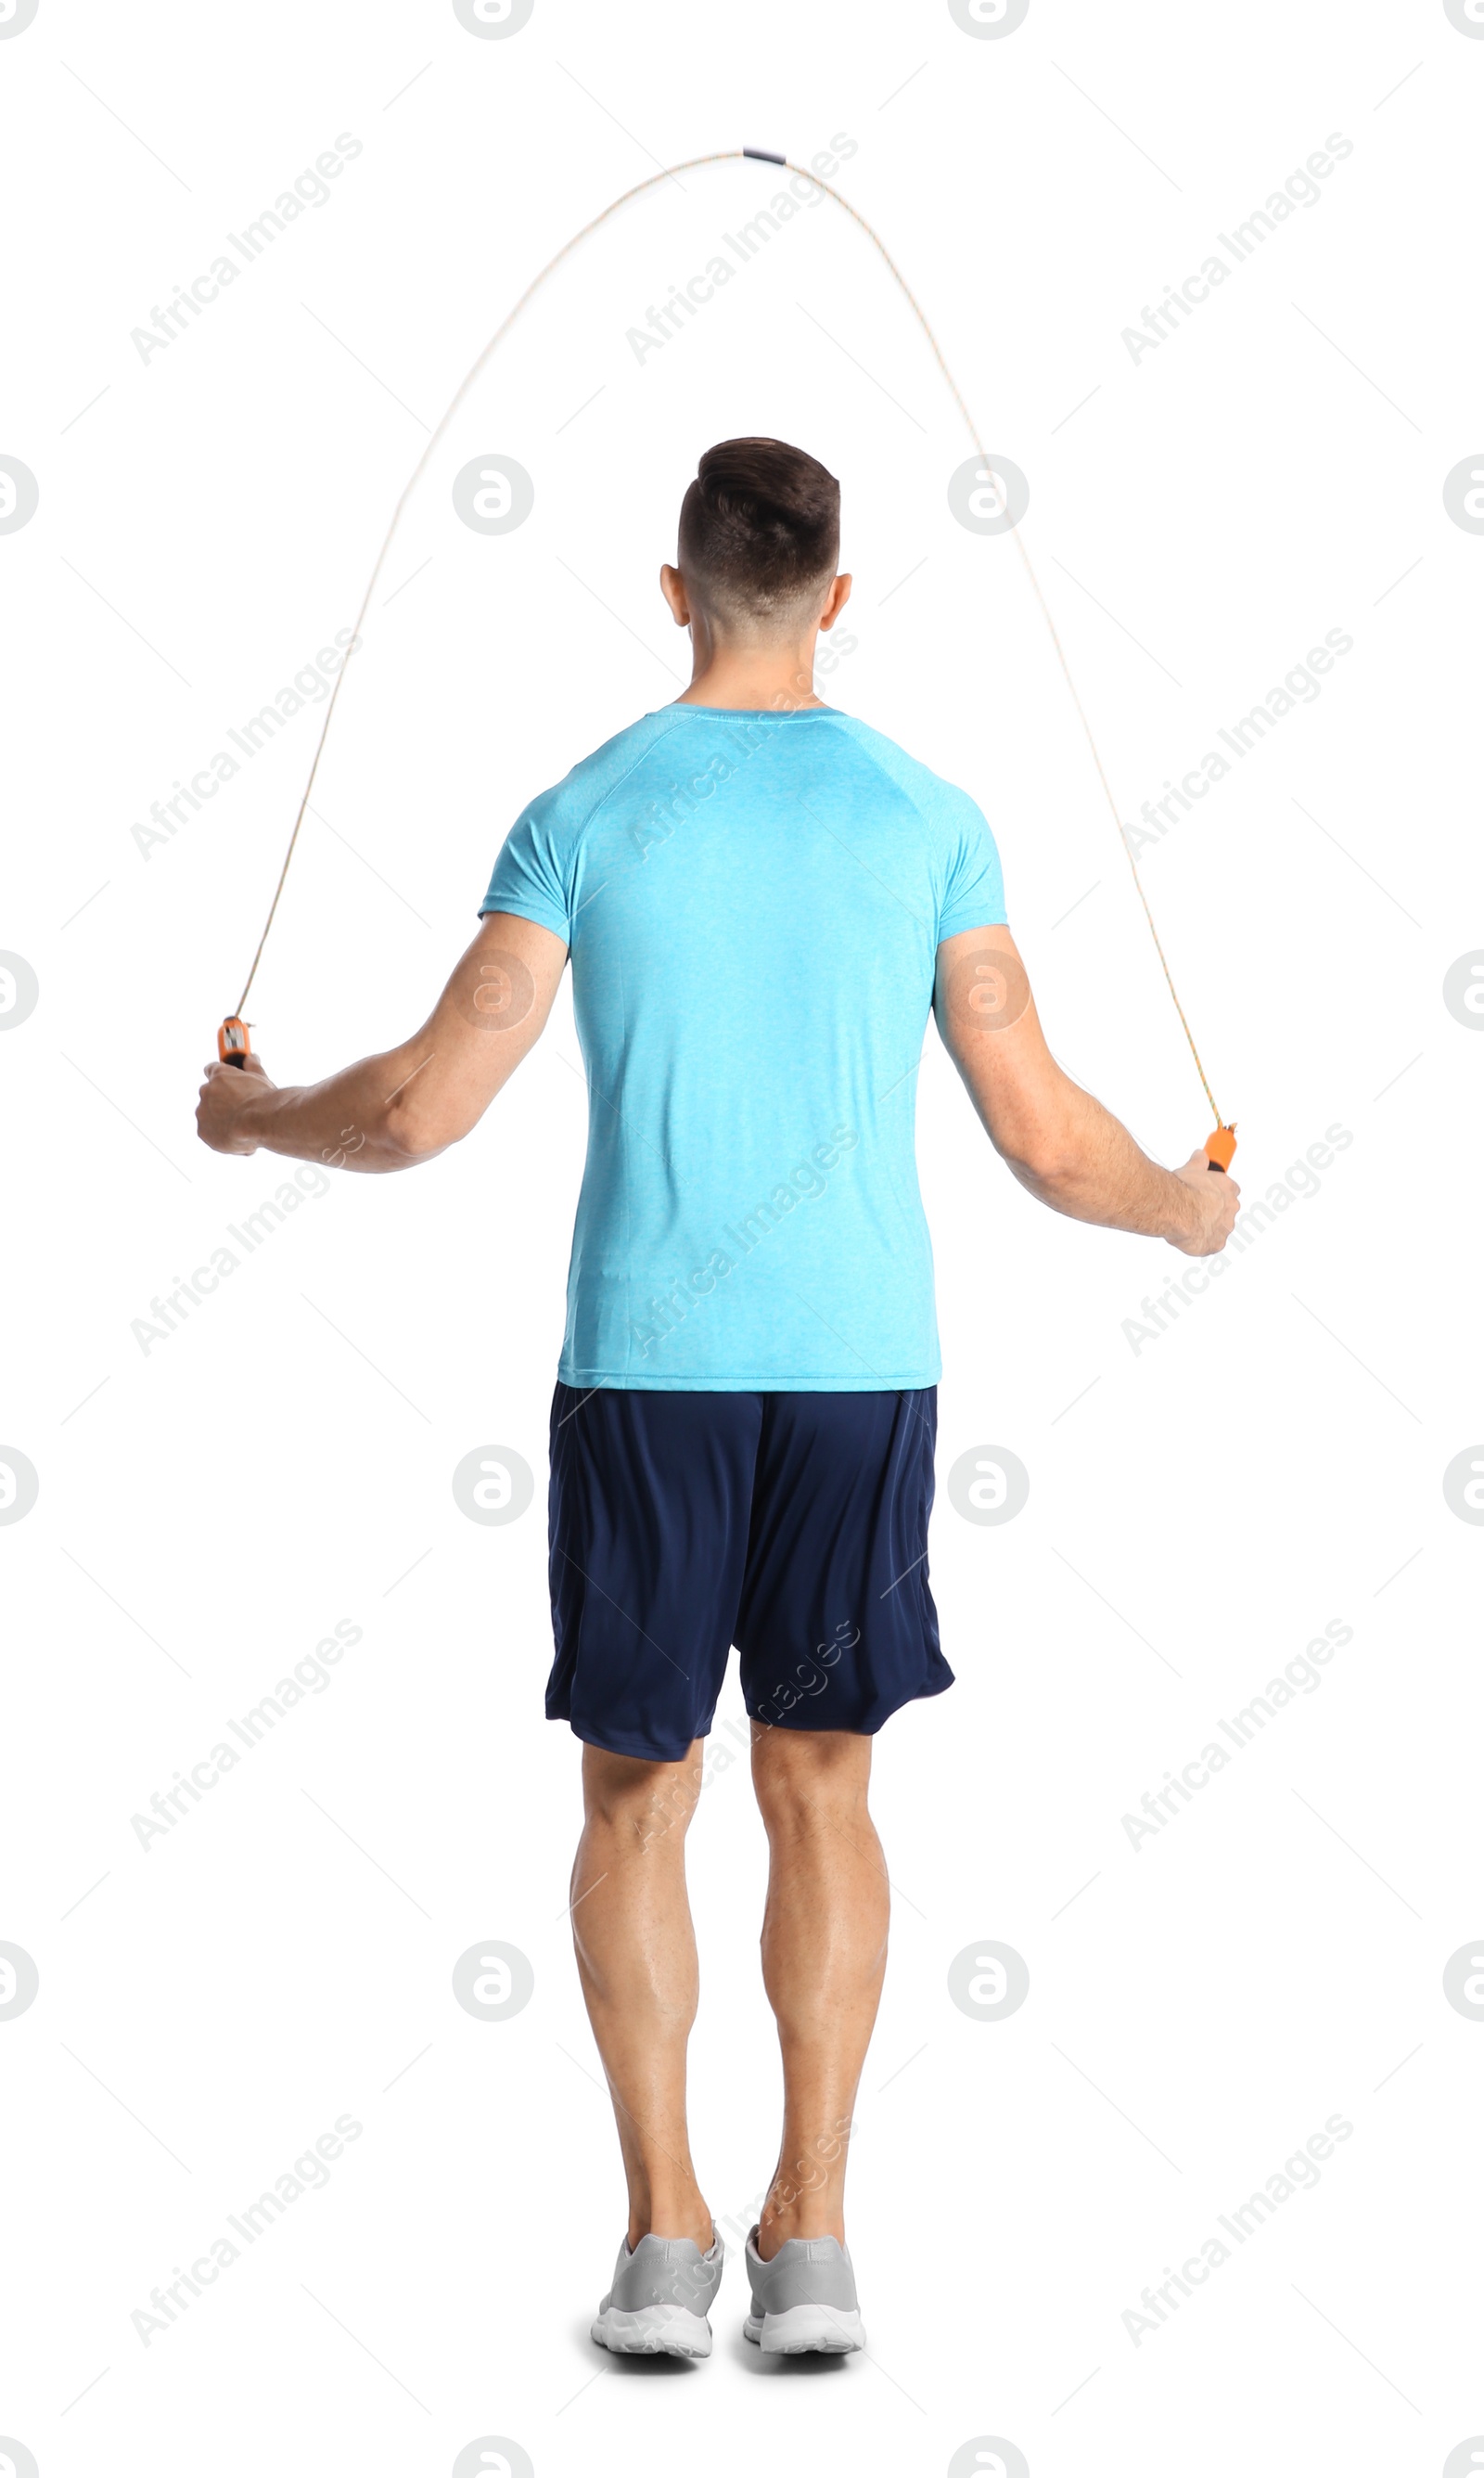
[678,438,840,636]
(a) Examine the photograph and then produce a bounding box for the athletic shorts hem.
[746,1667,953,1738]
[552,1711,710,1765]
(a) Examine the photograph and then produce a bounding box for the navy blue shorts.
[545,1383,950,1762]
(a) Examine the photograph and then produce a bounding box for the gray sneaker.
[743,2225,866,2355]
[591,2227,723,2357]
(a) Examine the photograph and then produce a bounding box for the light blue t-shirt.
[480,703,1006,1390]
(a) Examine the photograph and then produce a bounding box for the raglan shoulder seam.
[555,711,696,844]
[818,713,960,834]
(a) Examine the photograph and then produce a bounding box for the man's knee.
[751,1726,872,1833]
[582,1743,704,1845]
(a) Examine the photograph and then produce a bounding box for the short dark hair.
[678,437,839,627]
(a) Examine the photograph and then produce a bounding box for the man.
[198,437,1238,2360]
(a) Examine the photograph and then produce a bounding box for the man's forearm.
[240,1047,436,1172]
[198,914,567,1167]
[1001,1082,1199,1243]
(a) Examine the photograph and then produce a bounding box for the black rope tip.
[743,147,787,165]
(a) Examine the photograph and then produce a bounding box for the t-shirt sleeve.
[478,803,571,942]
[937,796,1007,940]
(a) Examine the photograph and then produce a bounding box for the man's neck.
[675,639,825,713]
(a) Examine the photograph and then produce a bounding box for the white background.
[3,1,1482,2472]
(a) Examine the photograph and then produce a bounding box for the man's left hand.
[197,1056,275,1154]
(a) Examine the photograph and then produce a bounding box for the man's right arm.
[933,925,1238,1257]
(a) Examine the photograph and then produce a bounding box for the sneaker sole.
[744,2304,866,2355]
[591,2303,712,2358]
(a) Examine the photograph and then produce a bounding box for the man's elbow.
[377,1091,464,1167]
[992,1123,1082,1192]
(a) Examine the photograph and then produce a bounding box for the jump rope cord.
[233,148,1223,1129]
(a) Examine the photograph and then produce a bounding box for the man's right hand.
[933,924,1247,1259]
[1166,1151,1241,1256]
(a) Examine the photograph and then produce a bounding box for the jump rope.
[216,146,1236,1175]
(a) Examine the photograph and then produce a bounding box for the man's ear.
[659,563,691,628]
[817,573,853,633]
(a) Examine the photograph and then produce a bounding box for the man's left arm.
[195,912,568,1170]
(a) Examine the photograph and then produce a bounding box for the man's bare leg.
[569,1742,714,2252]
[750,1727,889,2260]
